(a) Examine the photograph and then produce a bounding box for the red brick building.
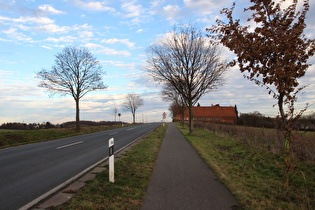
[174,104,238,124]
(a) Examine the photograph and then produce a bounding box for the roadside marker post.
[109,138,114,183]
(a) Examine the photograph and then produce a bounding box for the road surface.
[0,123,161,210]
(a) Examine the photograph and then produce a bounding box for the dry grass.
[194,122,315,161]
[178,124,315,209]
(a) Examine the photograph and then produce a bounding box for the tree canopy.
[147,24,228,133]
[36,46,107,132]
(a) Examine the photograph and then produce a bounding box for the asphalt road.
[0,123,161,210]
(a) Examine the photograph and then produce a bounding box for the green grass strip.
[177,124,315,209]
[0,125,132,149]
[54,124,166,209]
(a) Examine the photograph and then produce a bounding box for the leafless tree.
[122,93,144,124]
[146,24,228,134]
[36,46,107,132]
[113,107,119,122]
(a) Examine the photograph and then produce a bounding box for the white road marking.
[127,128,135,130]
[109,132,118,136]
[56,141,84,150]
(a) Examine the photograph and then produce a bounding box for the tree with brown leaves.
[208,0,315,189]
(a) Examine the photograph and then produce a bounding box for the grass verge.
[53,124,166,209]
[177,124,315,209]
[0,125,131,149]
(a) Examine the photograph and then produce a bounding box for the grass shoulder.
[53,124,167,209]
[177,124,314,209]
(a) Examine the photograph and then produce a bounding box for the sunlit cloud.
[72,0,116,12]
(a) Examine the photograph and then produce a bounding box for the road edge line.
[20,126,157,210]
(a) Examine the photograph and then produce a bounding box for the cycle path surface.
[141,123,239,210]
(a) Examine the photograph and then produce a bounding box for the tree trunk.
[278,93,292,190]
[181,111,184,126]
[75,98,80,132]
[132,112,136,124]
[188,103,193,134]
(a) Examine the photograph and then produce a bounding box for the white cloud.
[85,43,103,49]
[136,29,143,33]
[101,60,136,70]
[33,24,71,33]
[79,30,94,39]
[38,4,65,15]
[0,15,54,24]
[41,45,53,50]
[44,35,77,43]
[162,5,181,22]
[1,27,33,42]
[121,0,142,18]
[98,47,130,56]
[102,38,135,49]
[85,42,131,56]
[72,0,115,12]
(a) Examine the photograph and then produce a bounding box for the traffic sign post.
[109,138,114,183]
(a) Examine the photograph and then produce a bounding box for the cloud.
[1,27,33,42]
[0,15,54,24]
[85,42,131,56]
[38,4,66,15]
[121,0,142,18]
[102,38,135,49]
[72,0,115,12]
[101,60,136,70]
[33,24,71,33]
[162,5,181,22]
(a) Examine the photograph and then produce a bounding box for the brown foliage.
[207,0,315,189]
[207,0,315,122]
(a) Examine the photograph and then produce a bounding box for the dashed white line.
[56,141,84,150]
[109,132,118,136]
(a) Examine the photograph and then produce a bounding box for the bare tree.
[36,46,107,132]
[122,93,144,124]
[208,0,315,189]
[161,83,185,125]
[113,107,119,122]
[146,24,228,134]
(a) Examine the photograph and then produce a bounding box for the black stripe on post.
[109,145,114,157]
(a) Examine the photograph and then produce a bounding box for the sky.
[0,0,314,124]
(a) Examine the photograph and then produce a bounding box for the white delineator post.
[109,138,114,183]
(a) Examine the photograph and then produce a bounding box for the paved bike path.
[141,123,239,210]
